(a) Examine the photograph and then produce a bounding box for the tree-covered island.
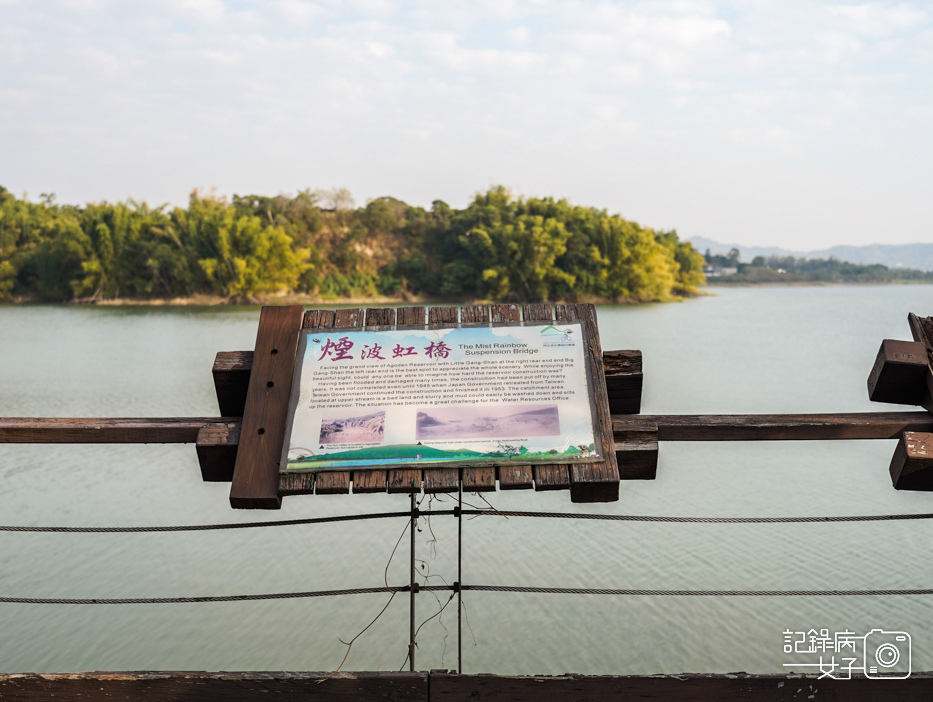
[0,185,706,304]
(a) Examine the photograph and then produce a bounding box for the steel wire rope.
[460,585,933,597]
[0,510,441,533]
[6,584,933,605]
[2,508,933,533]
[460,510,933,524]
[0,586,414,605]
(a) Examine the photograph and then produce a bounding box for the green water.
[1,286,933,675]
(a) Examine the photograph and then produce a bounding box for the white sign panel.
[282,323,601,472]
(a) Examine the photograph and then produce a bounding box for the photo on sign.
[416,404,560,440]
[319,410,385,445]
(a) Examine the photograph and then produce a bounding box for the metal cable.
[462,510,933,524]
[0,509,933,534]
[1,508,930,532]
[5,583,933,604]
[0,511,448,533]
[0,586,411,605]
[462,585,933,596]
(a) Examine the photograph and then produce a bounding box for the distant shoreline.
[4,281,929,307]
[0,291,704,307]
[703,279,933,288]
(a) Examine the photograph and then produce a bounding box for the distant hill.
[689,237,933,272]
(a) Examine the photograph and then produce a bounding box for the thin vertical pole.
[409,491,416,672]
[458,468,463,674]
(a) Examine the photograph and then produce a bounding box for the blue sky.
[1,0,931,249]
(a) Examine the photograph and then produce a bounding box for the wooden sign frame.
[228,304,620,508]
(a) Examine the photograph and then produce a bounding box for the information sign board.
[281,321,604,473]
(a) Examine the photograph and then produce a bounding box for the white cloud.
[506,25,531,42]
[0,0,931,248]
[277,0,322,23]
[828,3,925,37]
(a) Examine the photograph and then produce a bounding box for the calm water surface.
[2,285,933,675]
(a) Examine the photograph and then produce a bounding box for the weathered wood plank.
[460,305,490,324]
[212,351,253,417]
[521,303,552,322]
[603,350,642,415]
[890,431,933,490]
[424,467,460,493]
[279,470,315,496]
[534,465,571,490]
[353,469,388,494]
[429,671,933,701]
[333,307,362,328]
[365,307,396,326]
[615,424,659,480]
[230,305,305,510]
[489,304,520,323]
[908,312,933,412]
[388,468,422,493]
[867,339,929,405]
[555,304,620,503]
[498,464,534,490]
[614,412,933,441]
[302,308,336,330]
[908,312,933,362]
[0,671,428,701]
[315,471,352,495]
[397,306,426,326]
[428,306,458,325]
[4,671,933,702]
[0,417,220,443]
[461,466,496,492]
[386,306,427,493]
[196,422,240,481]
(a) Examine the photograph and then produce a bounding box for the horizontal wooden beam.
[1,671,932,701]
[4,412,931,446]
[0,417,233,444]
[615,412,933,441]
[0,671,428,701]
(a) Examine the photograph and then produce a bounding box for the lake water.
[2,285,933,675]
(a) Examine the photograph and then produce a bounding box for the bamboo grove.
[0,185,706,303]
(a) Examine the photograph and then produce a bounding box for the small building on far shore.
[702,265,738,277]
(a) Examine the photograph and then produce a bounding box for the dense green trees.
[0,185,705,303]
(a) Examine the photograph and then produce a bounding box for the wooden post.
[555,304,620,503]
[908,313,933,412]
[229,305,304,509]
[604,350,643,415]
[867,339,929,405]
[890,431,933,490]
[615,425,658,480]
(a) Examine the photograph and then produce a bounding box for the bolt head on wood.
[867,339,929,406]
[890,432,933,490]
